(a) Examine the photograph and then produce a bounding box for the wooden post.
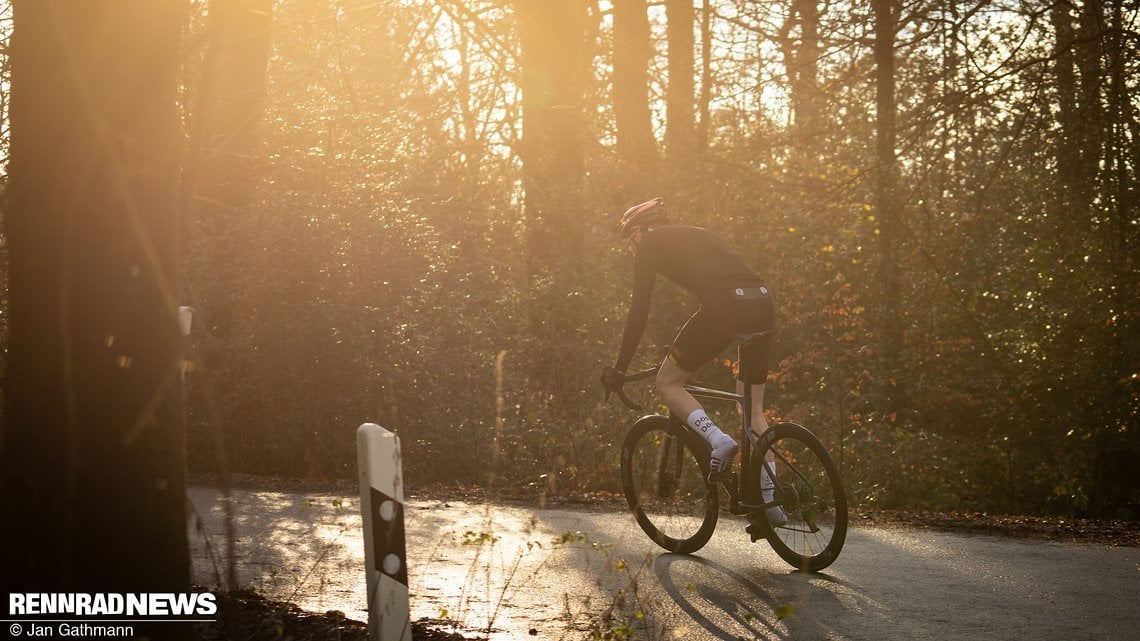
[357,423,411,640]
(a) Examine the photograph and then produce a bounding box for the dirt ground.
[195,589,463,641]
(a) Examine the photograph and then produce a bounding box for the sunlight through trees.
[0,0,1136,518]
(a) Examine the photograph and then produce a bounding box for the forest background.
[0,0,1135,520]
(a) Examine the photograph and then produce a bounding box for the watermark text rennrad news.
[8,592,217,617]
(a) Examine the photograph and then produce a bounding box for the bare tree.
[516,0,590,275]
[696,0,712,155]
[187,0,274,340]
[873,0,903,387]
[665,0,697,202]
[612,0,658,199]
[780,0,822,151]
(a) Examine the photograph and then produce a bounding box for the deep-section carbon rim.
[620,415,718,554]
[753,422,848,571]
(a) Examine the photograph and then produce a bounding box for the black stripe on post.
[369,487,408,586]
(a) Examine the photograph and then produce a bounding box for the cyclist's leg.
[737,379,770,444]
[733,296,784,527]
[659,310,738,476]
[734,290,774,438]
[655,356,701,418]
[735,375,780,525]
[739,381,786,528]
[659,303,721,420]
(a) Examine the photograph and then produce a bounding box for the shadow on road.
[653,552,862,640]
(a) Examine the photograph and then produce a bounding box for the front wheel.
[621,415,718,554]
[752,422,848,571]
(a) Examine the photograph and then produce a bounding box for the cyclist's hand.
[601,366,625,397]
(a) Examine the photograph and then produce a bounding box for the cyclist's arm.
[614,244,656,372]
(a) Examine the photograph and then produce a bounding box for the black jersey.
[615,225,763,372]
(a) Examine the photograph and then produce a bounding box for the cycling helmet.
[619,197,668,239]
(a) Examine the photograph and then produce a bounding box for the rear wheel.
[620,415,718,553]
[752,422,847,571]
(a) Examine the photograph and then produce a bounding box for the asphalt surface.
[187,485,1140,640]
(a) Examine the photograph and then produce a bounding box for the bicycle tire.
[751,422,847,571]
[620,415,718,554]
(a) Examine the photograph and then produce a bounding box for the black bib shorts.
[668,285,775,383]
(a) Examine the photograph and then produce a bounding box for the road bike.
[607,332,848,572]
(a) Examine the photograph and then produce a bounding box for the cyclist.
[601,197,785,526]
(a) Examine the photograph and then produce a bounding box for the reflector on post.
[357,423,412,640]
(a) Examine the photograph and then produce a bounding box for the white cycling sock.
[686,409,733,446]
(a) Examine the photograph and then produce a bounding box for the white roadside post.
[357,423,412,641]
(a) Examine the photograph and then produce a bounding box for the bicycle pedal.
[745,522,764,542]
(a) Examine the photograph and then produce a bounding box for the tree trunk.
[188,0,274,340]
[694,0,713,208]
[783,0,822,144]
[1093,0,1139,517]
[516,0,589,278]
[1075,0,1106,194]
[696,0,712,154]
[873,0,903,388]
[1,0,190,612]
[665,0,696,200]
[612,0,658,199]
[515,0,593,419]
[1050,0,1080,202]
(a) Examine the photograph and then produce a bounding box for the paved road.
[188,486,1140,640]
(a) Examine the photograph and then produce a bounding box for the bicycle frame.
[609,332,779,518]
[682,380,771,518]
[613,344,848,568]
